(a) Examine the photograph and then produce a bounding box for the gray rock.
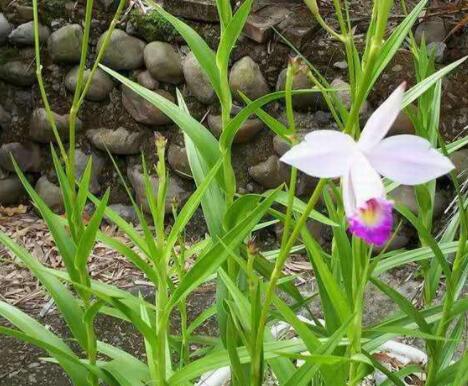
[0,105,11,129]
[106,204,138,225]
[248,155,290,189]
[164,0,219,22]
[97,29,145,70]
[30,108,82,143]
[306,220,332,247]
[75,149,105,195]
[0,13,12,45]
[450,149,468,179]
[390,185,448,219]
[144,41,184,84]
[276,67,325,111]
[427,41,446,63]
[183,51,215,104]
[0,60,35,86]
[415,17,446,45]
[0,175,24,205]
[273,135,290,157]
[167,144,192,179]
[229,56,269,101]
[127,165,190,213]
[208,114,263,144]
[6,5,34,24]
[333,61,348,70]
[0,142,41,172]
[331,78,369,113]
[122,86,174,126]
[8,21,50,45]
[390,185,418,214]
[47,24,83,63]
[86,127,143,155]
[64,67,114,101]
[388,110,415,136]
[35,175,64,214]
[137,70,159,90]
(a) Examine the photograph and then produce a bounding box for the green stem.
[348,241,369,385]
[67,0,95,187]
[156,286,169,386]
[251,178,327,384]
[31,0,67,162]
[85,318,98,386]
[77,0,126,107]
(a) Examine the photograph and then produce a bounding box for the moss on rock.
[129,9,178,43]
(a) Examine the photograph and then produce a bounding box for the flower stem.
[252,178,327,384]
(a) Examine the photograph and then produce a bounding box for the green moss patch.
[129,9,178,43]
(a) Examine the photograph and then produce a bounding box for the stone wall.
[0,0,466,234]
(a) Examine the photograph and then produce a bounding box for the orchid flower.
[281,83,455,246]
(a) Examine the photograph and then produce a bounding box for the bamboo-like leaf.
[272,190,337,226]
[0,233,87,348]
[75,189,110,272]
[169,339,311,384]
[369,0,428,90]
[168,188,280,311]
[216,0,252,77]
[302,228,352,320]
[220,89,322,148]
[216,0,232,28]
[402,56,467,109]
[395,204,452,282]
[101,66,221,174]
[373,241,462,275]
[13,161,80,281]
[0,301,90,386]
[176,90,225,238]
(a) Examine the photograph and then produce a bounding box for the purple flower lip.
[348,197,393,246]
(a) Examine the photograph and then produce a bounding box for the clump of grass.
[129,8,178,42]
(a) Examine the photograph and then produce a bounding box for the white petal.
[342,170,355,217]
[280,130,357,178]
[358,82,406,152]
[366,135,455,185]
[349,152,385,208]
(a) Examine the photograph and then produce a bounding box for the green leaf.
[0,232,87,349]
[220,89,322,148]
[167,158,223,251]
[272,190,337,226]
[370,278,433,342]
[368,0,428,91]
[169,339,310,384]
[301,228,352,321]
[12,160,79,282]
[168,187,280,311]
[0,301,90,386]
[216,0,252,77]
[101,66,221,174]
[176,90,225,238]
[216,0,232,28]
[402,56,467,109]
[373,242,462,275]
[395,204,452,282]
[75,189,109,273]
